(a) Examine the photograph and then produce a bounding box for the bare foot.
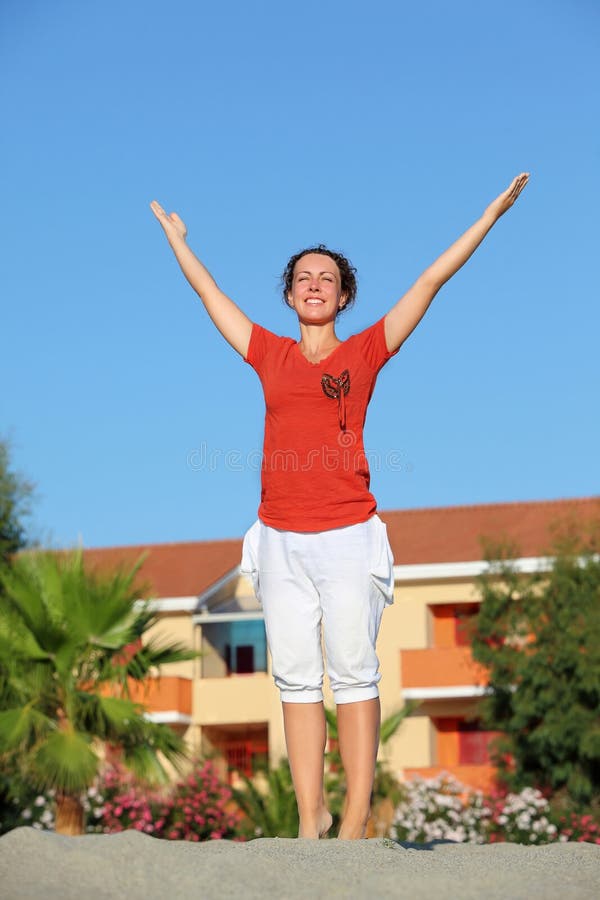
[337,819,368,840]
[298,807,333,839]
[319,809,333,838]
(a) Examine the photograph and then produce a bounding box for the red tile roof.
[82,538,242,599]
[379,496,600,565]
[77,496,599,598]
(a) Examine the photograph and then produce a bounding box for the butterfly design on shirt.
[321,369,350,431]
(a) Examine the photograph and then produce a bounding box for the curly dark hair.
[281,244,357,317]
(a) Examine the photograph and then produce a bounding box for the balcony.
[401,647,489,699]
[195,672,273,725]
[127,675,192,724]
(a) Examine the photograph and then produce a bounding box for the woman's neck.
[297,321,341,357]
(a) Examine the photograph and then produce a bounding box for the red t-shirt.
[244,315,399,532]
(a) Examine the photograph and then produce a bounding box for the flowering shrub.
[555,811,600,844]
[8,766,600,844]
[159,761,242,841]
[391,774,600,845]
[391,774,489,844]
[5,760,243,841]
[485,787,557,844]
[5,783,105,833]
[91,766,158,835]
[10,791,56,831]
[95,760,242,841]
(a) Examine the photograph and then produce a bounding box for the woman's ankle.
[337,811,370,840]
[298,806,332,839]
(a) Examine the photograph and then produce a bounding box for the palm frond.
[231,761,298,838]
[125,638,199,680]
[232,773,278,836]
[380,703,418,745]
[31,730,99,793]
[0,553,64,653]
[74,692,146,742]
[0,705,55,753]
[0,658,56,712]
[120,722,188,784]
[120,745,174,786]
[0,612,51,664]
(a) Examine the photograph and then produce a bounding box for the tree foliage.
[231,758,299,838]
[0,548,198,833]
[470,512,600,808]
[0,437,34,566]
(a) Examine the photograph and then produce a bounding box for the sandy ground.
[0,827,599,900]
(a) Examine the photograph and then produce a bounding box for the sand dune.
[0,827,599,899]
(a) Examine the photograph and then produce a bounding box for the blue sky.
[2,0,599,550]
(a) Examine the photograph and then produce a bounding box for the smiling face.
[287,253,347,323]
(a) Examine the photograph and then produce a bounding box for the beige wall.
[386,715,434,771]
[200,626,228,679]
[144,613,199,679]
[195,673,275,725]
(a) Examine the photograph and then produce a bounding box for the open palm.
[150,200,188,242]
[485,172,530,220]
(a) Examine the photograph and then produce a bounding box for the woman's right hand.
[150,201,188,244]
[148,199,253,358]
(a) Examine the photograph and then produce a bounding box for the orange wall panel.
[436,717,460,766]
[431,605,457,649]
[127,676,192,715]
[401,647,488,689]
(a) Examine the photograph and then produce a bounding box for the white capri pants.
[240,514,395,705]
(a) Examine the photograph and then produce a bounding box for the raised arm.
[384,173,530,353]
[150,201,253,359]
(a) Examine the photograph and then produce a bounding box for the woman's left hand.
[485,172,530,221]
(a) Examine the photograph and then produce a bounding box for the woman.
[150,172,529,840]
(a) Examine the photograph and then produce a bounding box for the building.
[83,496,600,792]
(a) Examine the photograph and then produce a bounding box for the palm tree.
[230,758,299,838]
[0,548,197,835]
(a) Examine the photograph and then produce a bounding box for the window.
[236,645,255,674]
[201,621,268,677]
[429,603,479,648]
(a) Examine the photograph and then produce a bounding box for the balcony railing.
[401,647,489,691]
[127,675,192,717]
